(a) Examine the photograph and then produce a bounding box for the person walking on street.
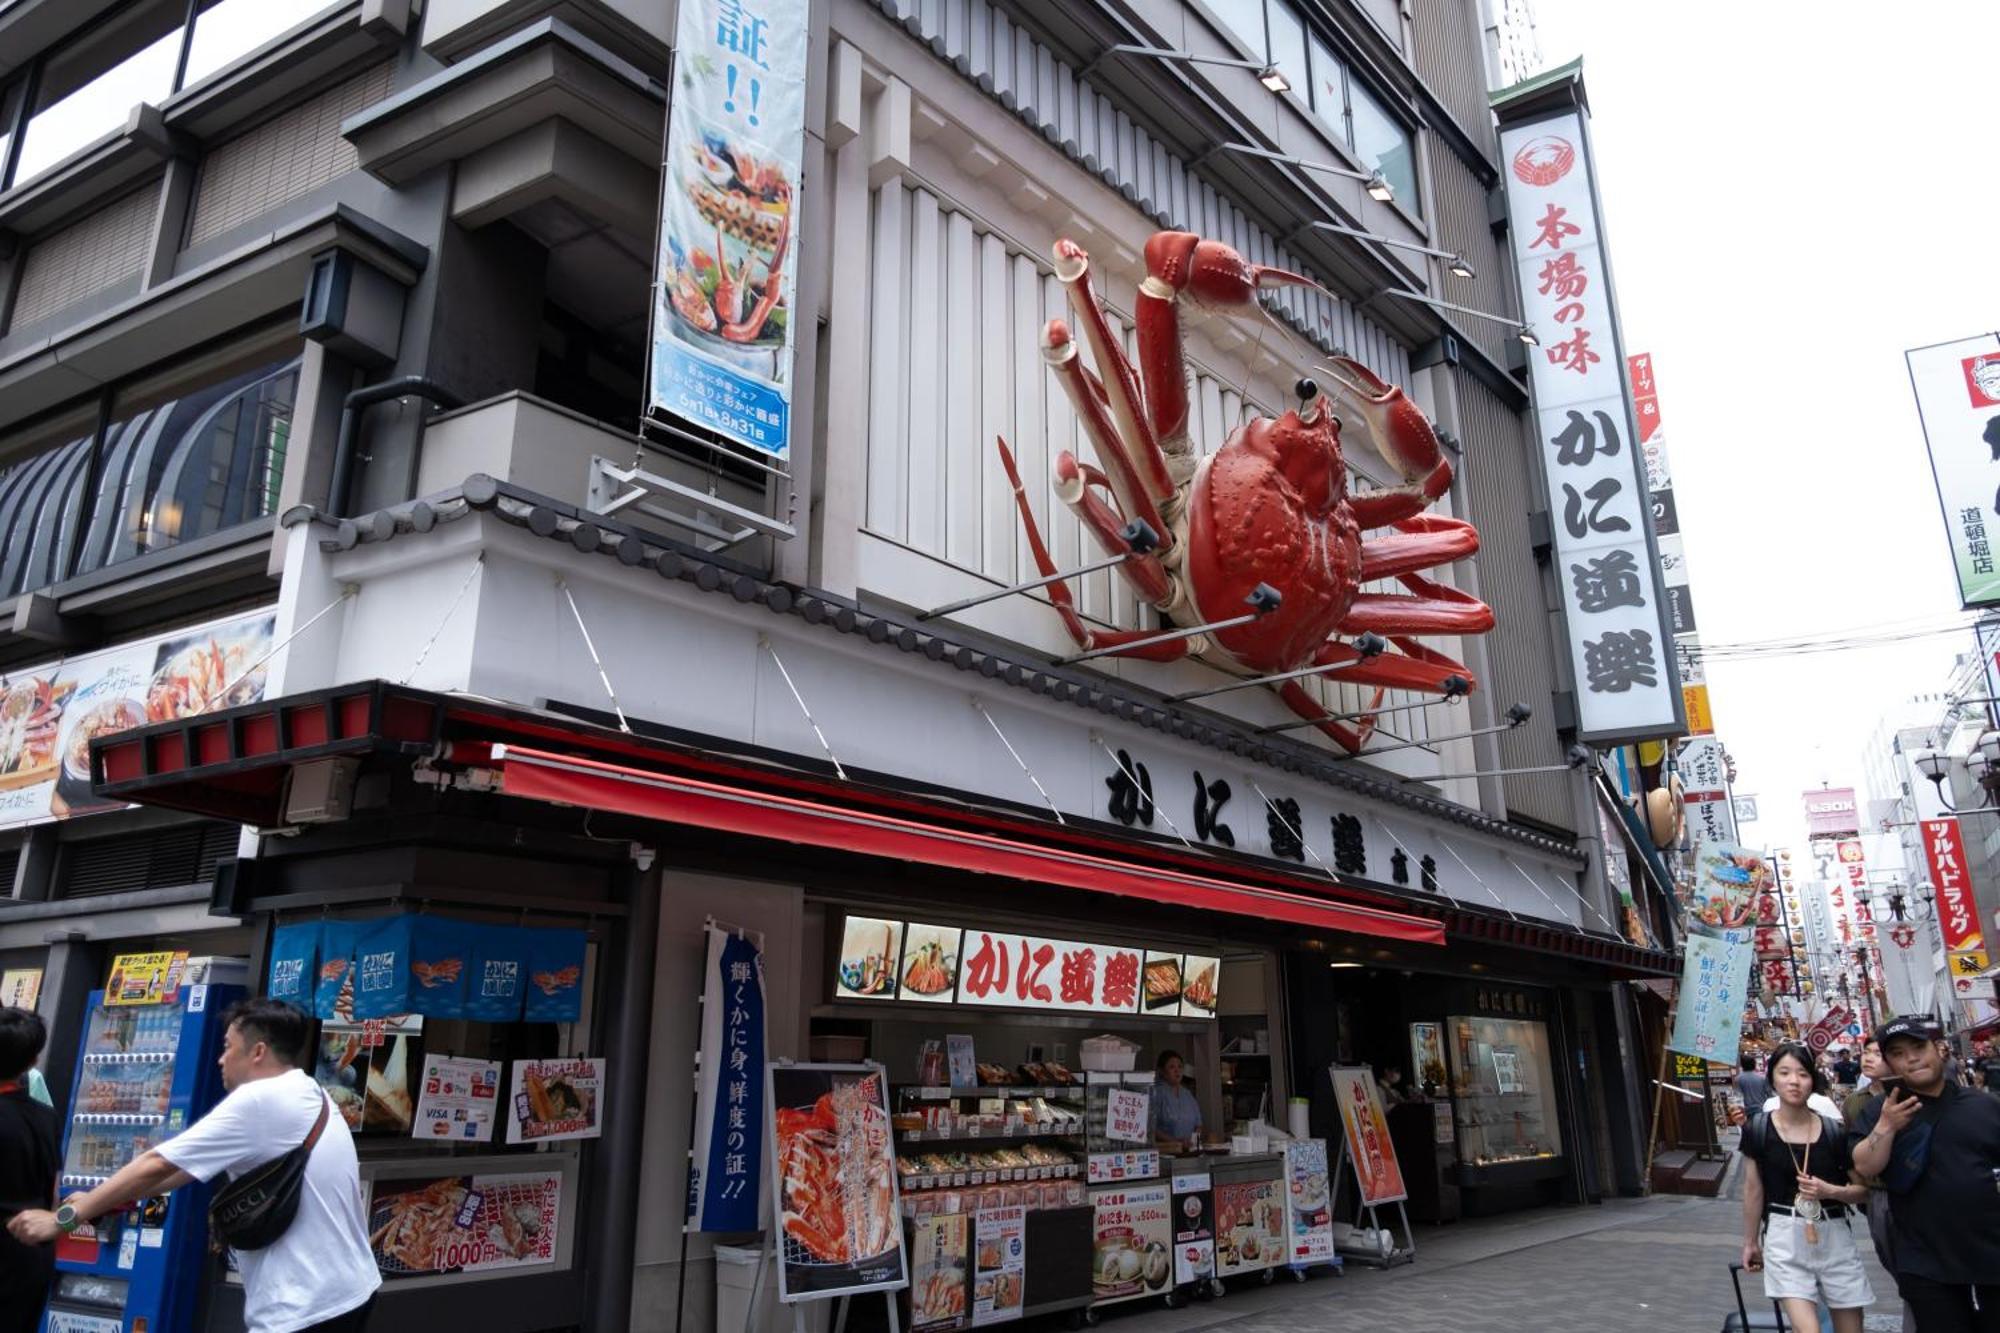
[1852,1015,2000,1332]
[1741,1050,1772,1115]
[1741,1043,1875,1333]
[1832,1048,1862,1090]
[8,999,380,1332]
[0,1007,58,1333]
[1846,1040,1886,1125]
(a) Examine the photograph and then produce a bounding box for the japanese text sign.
[688,925,767,1233]
[650,0,808,458]
[1499,112,1680,739]
[1908,333,2000,607]
[1803,788,1860,839]
[1921,818,1985,958]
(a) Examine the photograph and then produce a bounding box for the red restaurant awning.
[485,743,1446,946]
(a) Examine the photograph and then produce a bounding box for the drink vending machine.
[42,961,247,1333]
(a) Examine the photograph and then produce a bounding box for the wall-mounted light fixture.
[1301,219,1473,280]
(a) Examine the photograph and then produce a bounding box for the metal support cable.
[559,579,630,733]
[202,584,358,711]
[974,700,1063,823]
[760,636,847,780]
[402,555,484,685]
[1437,836,1524,922]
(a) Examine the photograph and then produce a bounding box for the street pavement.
[1096,1165,1907,1333]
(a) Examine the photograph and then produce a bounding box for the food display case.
[1446,1014,1564,1181]
[891,1073,1094,1326]
[43,965,246,1333]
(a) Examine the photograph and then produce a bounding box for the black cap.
[1875,1014,1944,1047]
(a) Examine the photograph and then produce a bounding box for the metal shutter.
[58,821,237,898]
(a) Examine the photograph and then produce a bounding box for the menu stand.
[1328,1134,1415,1269]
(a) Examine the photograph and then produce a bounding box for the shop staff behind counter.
[1151,1050,1202,1149]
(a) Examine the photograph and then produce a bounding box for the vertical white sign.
[1499,113,1682,740]
[1907,334,2000,608]
[650,0,808,458]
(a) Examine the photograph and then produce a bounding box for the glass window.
[14,1,185,185]
[1204,0,1268,56]
[75,342,299,577]
[1349,79,1419,215]
[182,0,339,90]
[0,80,21,184]
[1264,4,1308,95]
[0,401,102,599]
[1307,38,1348,145]
[1447,1014,1562,1165]
[1355,0,1405,50]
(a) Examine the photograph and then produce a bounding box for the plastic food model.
[997,231,1494,750]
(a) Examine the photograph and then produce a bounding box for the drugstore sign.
[831,914,1220,1019]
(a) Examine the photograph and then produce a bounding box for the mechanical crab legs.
[995,230,1495,752]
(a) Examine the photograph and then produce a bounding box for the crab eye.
[1294,378,1318,402]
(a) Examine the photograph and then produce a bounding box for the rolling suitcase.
[1724,1262,1787,1331]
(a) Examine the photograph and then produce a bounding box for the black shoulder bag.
[208,1094,331,1251]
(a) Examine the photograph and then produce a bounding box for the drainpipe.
[326,376,463,517]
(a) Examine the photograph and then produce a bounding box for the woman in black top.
[0,1006,59,1333]
[1739,1043,1874,1333]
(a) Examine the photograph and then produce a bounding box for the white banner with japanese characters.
[650,0,807,457]
[1499,112,1682,741]
[1907,333,2000,608]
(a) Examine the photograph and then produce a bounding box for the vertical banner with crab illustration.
[767,1062,906,1301]
[650,0,807,459]
[1667,842,1767,1065]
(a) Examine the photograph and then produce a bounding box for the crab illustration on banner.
[995,232,1495,751]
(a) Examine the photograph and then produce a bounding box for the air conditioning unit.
[282,758,361,824]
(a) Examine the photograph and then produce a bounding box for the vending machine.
[42,959,247,1333]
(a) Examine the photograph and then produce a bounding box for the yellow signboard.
[1949,948,1991,977]
[105,951,189,1006]
[0,968,41,1009]
[1673,1053,1708,1080]
[1683,684,1714,736]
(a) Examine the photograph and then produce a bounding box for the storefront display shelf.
[903,1084,1086,1099]
[1452,1155,1566,1187]
[898,1126,1080,1143]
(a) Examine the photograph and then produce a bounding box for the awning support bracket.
[559,578,631,733]
[973,700,1063,824]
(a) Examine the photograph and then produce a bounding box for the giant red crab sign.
[995,231,1495,753]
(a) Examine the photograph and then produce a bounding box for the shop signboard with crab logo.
[0,607,274,827]
[650,0,807,459]
[1496,89,1683,742]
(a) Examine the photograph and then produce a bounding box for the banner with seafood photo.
[0,607,275,827]
[1666,841,1767,1065]
[650,0,806,458]
[767,1062,907,1302]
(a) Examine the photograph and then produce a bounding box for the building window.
[1216,3,1423,218]
[14,1,183,185]
[7,0,341,189]
[0,329,299,598]
[182,0,337,91]
[1347,79,1419,212]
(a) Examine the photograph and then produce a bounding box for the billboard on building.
[1907,333,2000,607]
[648,0,808,459]
[1678,737,1736,848]
[1803,788,1861,839]
[1496,110,1682,742]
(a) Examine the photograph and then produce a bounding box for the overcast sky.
[1528,2,1999,856]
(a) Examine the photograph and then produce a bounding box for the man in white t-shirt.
[8,998,380,1332]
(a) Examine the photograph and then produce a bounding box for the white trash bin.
[713,1246,831,1333]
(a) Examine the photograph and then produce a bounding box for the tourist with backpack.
[1740,1042,1875,1333]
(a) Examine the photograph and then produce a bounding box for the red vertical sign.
[1921,818,1981,954]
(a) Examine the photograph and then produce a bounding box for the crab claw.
[1324,355,1450,500]
[1142,231,1322,309]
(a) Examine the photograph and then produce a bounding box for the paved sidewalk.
[1092,1188,1906,1333]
